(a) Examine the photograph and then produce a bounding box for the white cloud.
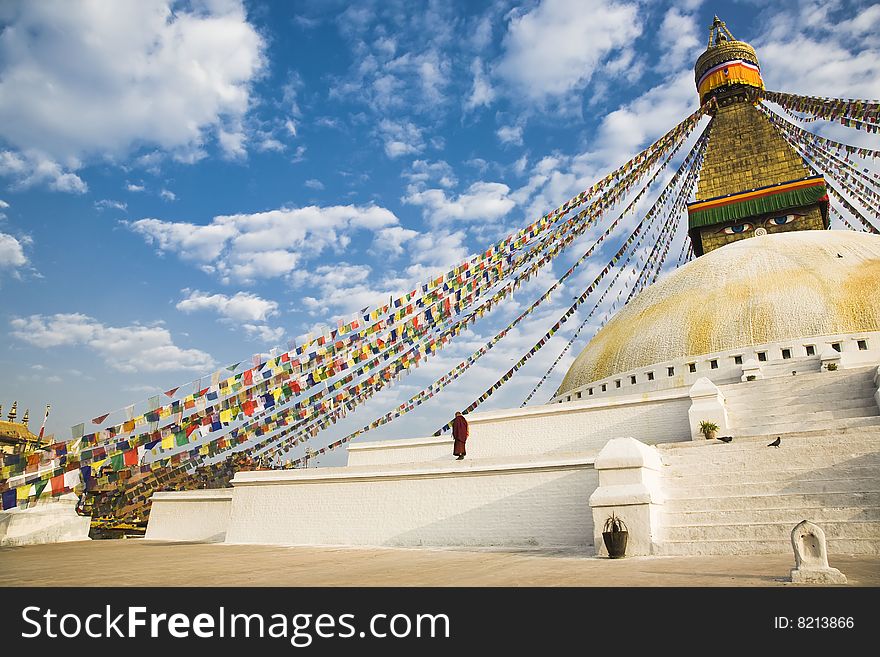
[755,3,880,100]
[176,289,279,322]
[0,150,87,193]
[464,58,496,112]
[300,263,388,316]
[404,181,516,225]
[497,0,640,101]
[372,226,420,257]
[305,179,325,190]
[402,160,458,188]
[159,189,177,202]
[129,204,400,283]
[0,232,28,270]
[242,324,285,345]
[378,119,425,158]
[496,125,523,146]
[658,8,700,69]
[0,0,265,190]
[10,313,215,373]
[126,183,146,192]
[0,200,9,208]
[94,199,127,212]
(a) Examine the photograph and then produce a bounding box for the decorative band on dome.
[687,176,827,229]
[697,59,764,100]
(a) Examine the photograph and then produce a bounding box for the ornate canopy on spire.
[694,16,764,105]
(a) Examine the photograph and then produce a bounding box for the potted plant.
[699,420,719,440]
[825,362,838,371]
[602,514,628,559]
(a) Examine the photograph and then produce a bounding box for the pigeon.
[717,435,733,443]
[768,437,781,447]
[837,253,844,258]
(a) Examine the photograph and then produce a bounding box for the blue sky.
[1,0,878,464]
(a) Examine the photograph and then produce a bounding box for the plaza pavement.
[1,540,878,586]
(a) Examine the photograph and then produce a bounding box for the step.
[663,505,880,525]
[653,537,880,556]
[730,407,880,428]
[723,387,877,408]
[663,476,879,498]
[664,490,880,512]
[722,417,880,436]
[659,426,880,449]
[661,520,880,542]
[663,464,880,486]
[725,397,878,415]
[662,445,880,466]
[661,440,880,464]
[719,378,877,400]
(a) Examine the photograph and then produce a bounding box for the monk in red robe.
[452,411,468,460]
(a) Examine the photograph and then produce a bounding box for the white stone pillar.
[820,346,842,372]
[589,437,663,557]
[740,357,763,382]
[687,377,731,440]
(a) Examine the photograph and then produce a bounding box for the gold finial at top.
[707,15,737,48]
[7,401,17,423]
[23,409,29,426]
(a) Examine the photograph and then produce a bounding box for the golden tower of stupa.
[686,16,829,256]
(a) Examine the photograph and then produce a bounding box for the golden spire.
[7,401,16,423]
[23,409,29,427]
[707,15,736,47]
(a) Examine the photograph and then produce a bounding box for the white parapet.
[687,377,731,440]
[347,435,454,467]
[224,455,597,550]
[0,493,91,546]
[145,489,233,542]
[589,437,664,557]
[345,387,692,467]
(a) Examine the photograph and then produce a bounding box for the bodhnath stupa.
[139,18,880,557]
[5,18,879,557]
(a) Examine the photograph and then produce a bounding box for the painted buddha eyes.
[766,213,802,226]
[718,214,803,235]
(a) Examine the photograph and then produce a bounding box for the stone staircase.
[719,366,880,437]
[654,427,880,555]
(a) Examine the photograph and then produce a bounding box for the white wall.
[0,494,91,546]
[145,489,232,543]
[224,458,598,550]
[348,389,692,467]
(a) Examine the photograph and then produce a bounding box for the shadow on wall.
[385,469,597,551]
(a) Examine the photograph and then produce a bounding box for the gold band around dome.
[694,41,760,84]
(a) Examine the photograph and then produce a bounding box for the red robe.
[452,415,469,456]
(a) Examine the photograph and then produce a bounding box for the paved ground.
[1,540,878,586]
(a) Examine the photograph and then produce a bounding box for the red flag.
[164,387,179,397]
[123,449,138,466]
[50,474,65,493]
[91,413,110,425]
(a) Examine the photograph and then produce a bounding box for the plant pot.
[704,430,717,440]
[603,530,628,558]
